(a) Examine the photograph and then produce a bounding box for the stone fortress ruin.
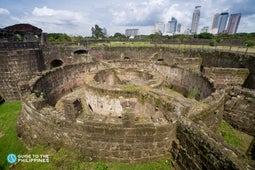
[0,25,255,169]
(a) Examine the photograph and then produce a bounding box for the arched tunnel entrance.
[50,59,63,69]
[73,49,88,55]
[0,95,5,104]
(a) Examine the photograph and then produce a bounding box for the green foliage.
[244,40,255,47]
[111,32,127,40]
[123,85,138,93]
[91,24,105,39]
[106,158,172,170]
[198,33,214,39]
[0,101,26,169]
[48,33,72,42]
[187,87,199,99]
[209,39,217,46]
[171,59,178,67]
[95,161,108,170]
[15,34,22,41]
[217,120,253,153]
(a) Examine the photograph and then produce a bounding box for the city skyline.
[0,0,254,36]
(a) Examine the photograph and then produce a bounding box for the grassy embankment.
[217,119,254,154]
[88,41,255,54]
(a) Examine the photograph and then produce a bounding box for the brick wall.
[0,49,44,100]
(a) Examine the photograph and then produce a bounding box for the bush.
[244,40,255,47]
[95,162,108,170]
[198,32,214,39]
[209,39,217,46]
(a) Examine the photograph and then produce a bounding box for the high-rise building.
[177,23,181,33]
[169,17,177,33]
[125,29,139,37]
[165,23,171,33]
[154,22,165,34]
[211,13,220,29]
[191,6,201,34]
[211,13,220,34]
[201,26,209,33]
[227,13,241,34]
[102,28,107,36]
[218,12,229,33]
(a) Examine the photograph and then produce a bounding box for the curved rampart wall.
[18,100,175,163]
[19,62,180,162]
[31,62,101,106]
[109,60,214,100]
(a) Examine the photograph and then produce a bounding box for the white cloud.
[31,6,83,25]
[238,14,255,33]
[111,0,168,26]
[0,8,10,15]
[1,0,254,35]
[12,6,93,35]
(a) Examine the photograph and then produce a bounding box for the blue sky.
[0,0,254,36]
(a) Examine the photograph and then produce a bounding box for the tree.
[47,33,72,42]
[113,32,127,40]
[91,25,104,39]
[198,32,214,39]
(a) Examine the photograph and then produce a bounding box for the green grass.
[88,41,255,54]
[0,101,172,170]
[0,101,26,169]
[217,120,254,154]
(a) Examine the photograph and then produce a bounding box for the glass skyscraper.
[227,13,241,34]
[169,17,177,33]
[191,6,201,34]
[211,13,220,30]
[218,12,229,33]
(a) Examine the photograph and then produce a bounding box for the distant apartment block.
[227,13,241,34]
[154,22,165,34]
[191,6,201,34]
[125,29,139,37]
[201,26,209,33]
[211,13,220,34]
[177,23,181,33]
[218,12,229,33]
[168,17,177,33]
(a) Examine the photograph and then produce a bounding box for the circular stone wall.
[18,58,218,162]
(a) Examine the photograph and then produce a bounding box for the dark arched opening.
[157,58,164,61]
[74,49,88,55]
[124,57,130,60]
[50,59,63,69]
[0,95,5,104]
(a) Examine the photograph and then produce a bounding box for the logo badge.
[7,153,17,164]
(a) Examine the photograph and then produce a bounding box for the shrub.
[244,40,255,47]
[209,39,217,46]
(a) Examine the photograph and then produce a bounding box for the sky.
[0,0,254,36]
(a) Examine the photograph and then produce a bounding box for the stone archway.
[73,49,88,55]
[0,95,5,104]
[50,59,63,69]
